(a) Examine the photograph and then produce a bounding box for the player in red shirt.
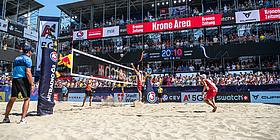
[200,74,218,112]
[131,63,143,102]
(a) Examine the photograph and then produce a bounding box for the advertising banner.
[30,88,39,101]
[23,28,39,41]
[162,92,181,102]
[160,8,169,17]
[103,26,119,37]
[7,22,24,37]
[37,47,57,115]
[145,77,158,104]
[113,93,139,102]
[119,26,127,36]
[250,91,280,103]
[235,10,260,23]
[181,92,204,103]
[36,16,60,71]
[92,93,113,102]
[0,92,5,102]
[0,19,8,32]
[222,12,236,25]
[259,8,280,21]
[87,28,103,39]
[126,14,222,35]
[73,30,87,40]
[215,92,251,103]
[68,93,86,102]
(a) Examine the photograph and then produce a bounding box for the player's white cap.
[200,74,206,79]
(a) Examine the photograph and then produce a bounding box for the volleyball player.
[200,74,218,112]
[131,63,143,102]
[82,80,93,107]
[118,69,126,101]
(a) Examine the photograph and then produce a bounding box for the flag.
[58,54,72,68]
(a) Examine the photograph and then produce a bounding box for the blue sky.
[37,0,78,16]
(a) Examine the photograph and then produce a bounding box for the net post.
[70,49,74,75]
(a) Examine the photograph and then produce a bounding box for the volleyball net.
[70,49,137,86]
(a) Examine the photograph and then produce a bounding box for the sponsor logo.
[215,92,251,103]
[87,28,103,39]
[181,92,204,103]
[68,93,86,102]
[162,94,168,101]
[251,92,280,103]
[127,14,222,34]
[124,93,138,102]
[77,31,84,37]
[260,8,280,21]
[222,16,235,22]
[252,95,259,100]
[216,95,249,101]
[103,26,119,37]
[41,24,56,38]
[235,10,260,23]
[243,12,251,18]
[161,93,181,102]
[113,93,139,102]
[50,52,58,62]
[47,64,56,101]
[147,91,157,103]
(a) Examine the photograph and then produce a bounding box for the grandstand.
[57,0,280,77]
[0,0,43,75]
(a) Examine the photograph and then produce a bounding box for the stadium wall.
[1,85,279,103]
[50,85,280,103]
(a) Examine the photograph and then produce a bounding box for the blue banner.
[37,47,57,115]
[54,85,280,103]
[250,91,280,103]
[145,77,158,103]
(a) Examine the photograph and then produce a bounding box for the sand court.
[0,102,280,140]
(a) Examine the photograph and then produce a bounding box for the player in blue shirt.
[3,45,34,124]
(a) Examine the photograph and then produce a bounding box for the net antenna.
[71,48,136,85]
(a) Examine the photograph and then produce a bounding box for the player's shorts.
[85,90,93,96]
[137,84,142,91]
[204,88,217,100]
[11,78,31,98]
[158,93,162,98]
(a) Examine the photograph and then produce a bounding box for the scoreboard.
[143,47,201,61]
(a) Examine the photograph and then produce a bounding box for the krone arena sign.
[126,14,222,34]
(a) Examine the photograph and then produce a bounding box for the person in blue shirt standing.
[61,84,68,101]
[2,45,34,124]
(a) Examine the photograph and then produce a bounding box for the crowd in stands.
[0,59,279,88]
[152,72,280,87]
[61,0,277,32]
[150,59,279,73]
[74,27,277,55]
[0,75,11,86]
